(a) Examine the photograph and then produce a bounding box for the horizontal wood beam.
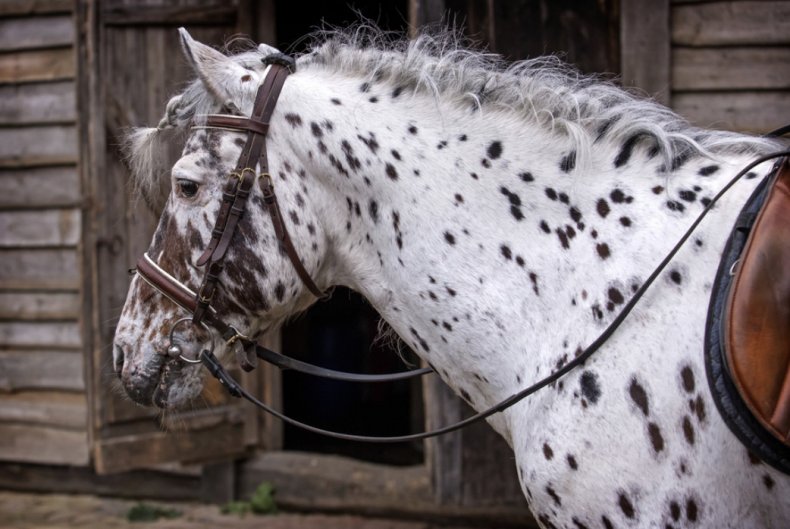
[673,90,790,133]
[0,350,84,391]
[0,462,201,500]
[0,166,80,208]
[673,46,790,91]
[0,47,75,83]
[0,423,88,466]
[94,419,246,474]
[672,1,790,46]
[102,5,237,27]
[0,81,76,124]
[0,248,79,290]
[0,0,72,17]
[240,451,533,527]
[0,391,86,429]
[0,321,81,348]
[0,15,74,52]
[0,208,81,247]
[0,292,80,320]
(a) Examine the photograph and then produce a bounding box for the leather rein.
[133,56,790,443]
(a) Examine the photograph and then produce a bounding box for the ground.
[0,491,477,529]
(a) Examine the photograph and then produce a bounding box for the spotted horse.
[114,27,790,528]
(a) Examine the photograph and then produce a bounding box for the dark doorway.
[273,0,423,466]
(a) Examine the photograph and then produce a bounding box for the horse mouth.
[122,354,192,409]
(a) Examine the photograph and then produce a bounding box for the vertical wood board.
[621,0,670,104]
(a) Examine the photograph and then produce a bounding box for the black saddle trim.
[704,159,790,474]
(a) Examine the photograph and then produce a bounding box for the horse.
[113,27,789,528]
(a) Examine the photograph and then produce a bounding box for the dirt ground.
[0,491,482,529]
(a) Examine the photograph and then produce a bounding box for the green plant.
[126,502,181,522]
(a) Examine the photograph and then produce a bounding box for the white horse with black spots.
[114,27,789,528]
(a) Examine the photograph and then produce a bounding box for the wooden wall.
[0,0,88,466]
[670,0,790,133]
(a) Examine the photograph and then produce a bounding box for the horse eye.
[177,179,199,199]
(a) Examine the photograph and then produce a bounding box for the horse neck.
[271,69,762,434]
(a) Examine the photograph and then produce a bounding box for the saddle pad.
[725,158,790,442]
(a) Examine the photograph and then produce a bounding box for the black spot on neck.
[560,151,577,172]
[580,371,601,404]
[629,378,649,416]
[618,492,635,519]
[487,140,503,159]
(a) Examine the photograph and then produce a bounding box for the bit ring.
[168,317,215,364]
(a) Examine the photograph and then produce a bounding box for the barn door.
[78,0,276,474]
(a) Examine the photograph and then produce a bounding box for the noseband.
[132,55,790,443]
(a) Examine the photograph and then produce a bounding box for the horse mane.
[124,24,778,205]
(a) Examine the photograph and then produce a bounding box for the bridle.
[133,55,790,442]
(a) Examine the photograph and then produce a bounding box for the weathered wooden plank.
[0,125,76,161]
[0,350,83,392]
[0,15,74,52]
[240,452,534,525]
[0,165,80,208]
[0,47,74,83]
[0,155,77,169]
[0,208,80,247]
[102,3,238,26]
[0,81,76,124]
[673,1,790,46]
[0,462,202,500]
[0,423,88,465]
[673,46,790,91]
[621,0,670,104]
[0,321,81,348]
[0,248,79,290]
[94,418,245,474]
[0,0,72,16]
[673,91,790,133]
[0,391,86,429]
[0,292,80,320]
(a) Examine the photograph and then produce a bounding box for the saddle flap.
[725,159,790,442]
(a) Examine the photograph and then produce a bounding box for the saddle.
[706,157,790,474]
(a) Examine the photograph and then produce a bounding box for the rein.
[133,57,790,442]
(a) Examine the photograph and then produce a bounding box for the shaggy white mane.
[125,25,778,206]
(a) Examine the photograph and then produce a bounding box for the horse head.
[114,30,325,408]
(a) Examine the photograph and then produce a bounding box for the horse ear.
[178,27,252,105]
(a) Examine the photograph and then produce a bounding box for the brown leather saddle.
[706,157,790,473]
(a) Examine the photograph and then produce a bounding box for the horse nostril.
[113,344,125,378]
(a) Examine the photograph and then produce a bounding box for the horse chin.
[151,359,205,409]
